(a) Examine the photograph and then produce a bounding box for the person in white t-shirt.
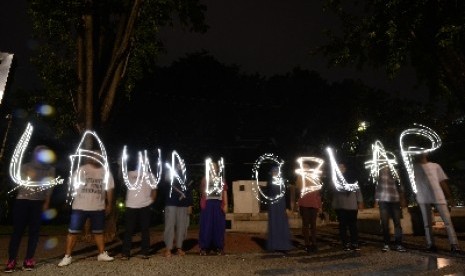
[414,153,461,254]
[120,161,157,259]
[58,153,115,266]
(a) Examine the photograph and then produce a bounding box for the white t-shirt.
[414,162,448,204]
[71,164,115,211]
[125,171,156,208]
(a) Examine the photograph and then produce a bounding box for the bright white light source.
[67,130,110,204]
[165,150,187,198]
[121,147,161,191]
[326,147,359,192]
[399,124,441,194]
[9,122,63,193]
[0,52,14,105]
[205,157,225,196]
[251,153,285,204]
[295,157,324,197]
[364,140,400,185]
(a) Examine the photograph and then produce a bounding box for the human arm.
[43,188,52,211]
[356,189,364,210]
[440,180,455,206]
[105,188,114,215]
[222,190,228,213]
[150,188,157,202]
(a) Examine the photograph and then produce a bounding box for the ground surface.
[1,223,464,275]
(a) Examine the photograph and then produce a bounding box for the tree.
[317,0,465,117]
[28,0,207,136]
[26,0,207,242]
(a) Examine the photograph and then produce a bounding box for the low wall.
[226,211,329,234]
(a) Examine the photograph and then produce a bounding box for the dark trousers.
[378,201,403,245]
[8,199,44,260]
[122,206,152,255]
[199,200,225,250]
[335,209,358,245]
[299,207,318,246]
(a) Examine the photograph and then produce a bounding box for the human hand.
[105,205,112,216]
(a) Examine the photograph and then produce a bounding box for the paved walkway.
[1,223,464,275]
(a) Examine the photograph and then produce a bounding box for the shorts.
[68,210,105,234]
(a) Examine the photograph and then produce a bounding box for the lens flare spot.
[42,208,57,221]
[37,149,56,164]
[44,237,58,249]
[37,104,55,116]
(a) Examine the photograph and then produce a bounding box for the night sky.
[0,0,437,183]
[156,0,425,100]
[0,0,425,99]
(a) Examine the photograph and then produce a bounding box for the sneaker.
[351,243,360,251]
[140,254,150,259]
[58,255,72,267]
[343,243,351,251]
[425,245,438,253]
[382,244,390,252]
[22,258,35,271]
[4,259,16,273]
[395,245,407,252]
[199,249,207,256]
[97,251,114,262]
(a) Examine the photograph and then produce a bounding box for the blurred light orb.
[37,104,55,116]
[36,149,56,164]
[42,208,57,221]
[44,237,58,249]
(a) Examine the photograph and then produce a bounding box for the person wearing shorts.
[58,154,115,267]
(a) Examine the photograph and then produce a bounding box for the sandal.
[177,249,186,256]
[164,249,172,257]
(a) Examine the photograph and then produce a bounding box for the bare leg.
[94,234,105,253]
[65,234,78,256]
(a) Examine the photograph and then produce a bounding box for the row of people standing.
[4,146,461,272]
[5,147,228,272]
[267,154,462,256]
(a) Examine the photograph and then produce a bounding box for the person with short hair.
[375,167,407,252]
[58,152,115,267]
[414,153,462,254]
[162,173,193,257]
[120,160,157,260]
[296,163,322,253]
[331,163,364,251]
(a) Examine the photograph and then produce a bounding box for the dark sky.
[0,0,426,100]
[157,0,425,100]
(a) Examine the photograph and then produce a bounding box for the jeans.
[419,203,458,246]
[8,199,44,260]
[299,207,318,246]
[378,201,402,245]
[122,206,152,255]
[335,209,358,245]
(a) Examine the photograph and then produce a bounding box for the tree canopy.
[317,0,465,116]
[27,0,207,136]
